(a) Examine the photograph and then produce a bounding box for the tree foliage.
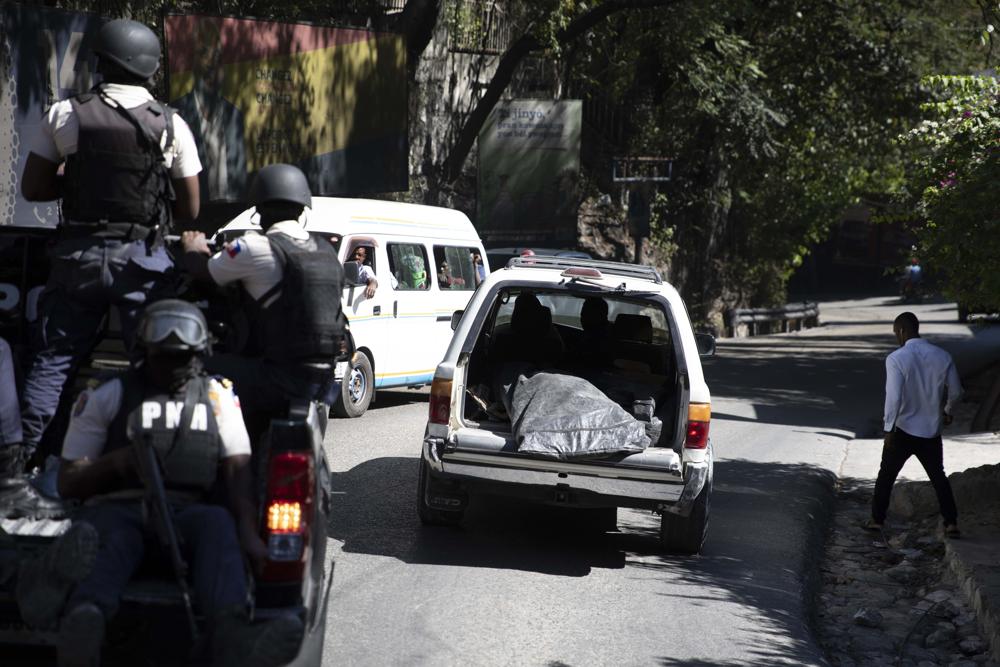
[898,75,1000,308]
[555,0,996,320]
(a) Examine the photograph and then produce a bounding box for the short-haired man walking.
[868,311,963,537]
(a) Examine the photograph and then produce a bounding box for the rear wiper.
[561,276,606,289]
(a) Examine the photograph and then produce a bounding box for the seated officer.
[18,299,302,667]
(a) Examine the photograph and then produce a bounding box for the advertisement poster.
[477,99,582,245]
[0,4,103,228]
[164,13,409,203]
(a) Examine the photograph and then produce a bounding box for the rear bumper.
[423,436,710,516]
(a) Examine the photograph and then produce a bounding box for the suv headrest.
[613,314,653,343]
[511,293,552,335]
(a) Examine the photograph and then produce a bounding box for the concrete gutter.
[946,534,1000,661]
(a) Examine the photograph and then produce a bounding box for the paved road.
[320,297,972,666]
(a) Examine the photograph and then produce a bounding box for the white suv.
[418,257,715,553]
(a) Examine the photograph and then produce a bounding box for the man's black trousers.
[872,428,958,525]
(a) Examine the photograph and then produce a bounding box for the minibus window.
[432,246,478,290]
[387,243,430,290]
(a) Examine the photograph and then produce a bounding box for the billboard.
[477,100,582,245]
[164,13,408,204]
[0,4,103,228]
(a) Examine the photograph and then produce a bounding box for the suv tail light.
[429,377,453,425]
[260,451,314,582]
[685,403,711,449]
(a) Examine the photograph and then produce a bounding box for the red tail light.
[260,451,313,582]
[429,377,453,425]
[685,403,711,449]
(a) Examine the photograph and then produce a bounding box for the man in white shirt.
[869,311,963,536]
[351,245,379,298]
[10,19,202,475]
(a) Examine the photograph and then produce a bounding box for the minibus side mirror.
[450,310,464,331]
[342,260,362,286]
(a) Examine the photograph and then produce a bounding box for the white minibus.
[219,197,488,417]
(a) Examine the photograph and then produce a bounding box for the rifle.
[133,436,201,644]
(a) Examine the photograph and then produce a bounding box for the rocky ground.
[815,364,1000,667]
[816,482,996,667]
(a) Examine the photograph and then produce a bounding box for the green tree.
[563,0,996,321]
[898,74,1000,309]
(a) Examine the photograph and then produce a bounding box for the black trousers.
[872,428,958,525]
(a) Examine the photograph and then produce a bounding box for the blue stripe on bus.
[375,372,434,389]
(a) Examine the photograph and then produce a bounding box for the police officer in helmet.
[181,164,345,446]
[23,299,301,666]
[8,18,203,476]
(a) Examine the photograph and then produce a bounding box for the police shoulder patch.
[225,239,243,258]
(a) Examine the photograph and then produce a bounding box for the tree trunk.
[670,119,731,323]
[440,0,682,185]
[972,368,1000,433]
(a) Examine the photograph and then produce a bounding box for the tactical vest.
[258,232,346,362]
[62,90,175,228]
[107,370,222,495]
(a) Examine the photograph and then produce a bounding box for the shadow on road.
[706,333,894,435]
[328,453,836,664]
[367,388,429,411]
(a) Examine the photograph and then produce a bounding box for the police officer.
[181,164,345,445]
[8,18,203,475]
[21,299,302,667]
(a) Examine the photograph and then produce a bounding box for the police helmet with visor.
[138,299,210,354]
[94,19,161,81]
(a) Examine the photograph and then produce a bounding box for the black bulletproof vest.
[62,91,175,227]
[259,232,346,362]
[107,370,222,494]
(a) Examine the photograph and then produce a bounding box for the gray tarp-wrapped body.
[510,372,650,460]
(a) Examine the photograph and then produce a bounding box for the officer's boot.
[0,443,28,478]
[56,601,105,667]
[212,606,304,667]
[16,521,99,629]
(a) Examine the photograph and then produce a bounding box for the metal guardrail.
[726,302,820,337]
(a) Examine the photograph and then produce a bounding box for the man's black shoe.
[56,602,105,667]
[213,608,305,667]
[0,477,66,519]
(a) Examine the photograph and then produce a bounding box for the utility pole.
[613,156,673,265]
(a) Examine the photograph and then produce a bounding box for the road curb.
[944,537,1000,661]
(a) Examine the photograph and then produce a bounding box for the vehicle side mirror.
[450,309,464,331]
[695,332,716,357]
[342,260,362,286]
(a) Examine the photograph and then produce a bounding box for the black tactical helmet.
[138,299,209,354]
[94,19,161,80]
[250,164,312,209]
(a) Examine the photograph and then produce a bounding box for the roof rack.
[505,256,662,284]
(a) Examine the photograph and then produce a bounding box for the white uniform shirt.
[33,83,201,178]
[884,337,964,438]
[206,221,309,307]
[357,263,376,285]
[62,376,251,461]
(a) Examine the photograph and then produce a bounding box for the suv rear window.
[494,289,671,345]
